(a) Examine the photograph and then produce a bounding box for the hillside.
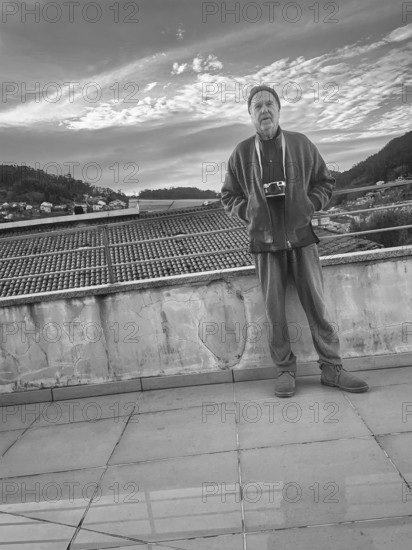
[334,131,412,190]
[0,164,125,205]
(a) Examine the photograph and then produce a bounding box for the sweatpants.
[253,243,342,374]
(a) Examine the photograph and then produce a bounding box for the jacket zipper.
[256,133,285,247]
[285,198,291,250]
[264,182,275,240]
[283,154,292,250]
[257,155,275,242]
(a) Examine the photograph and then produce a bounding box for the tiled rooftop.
[1,366,412,548]
[0,205,381,299]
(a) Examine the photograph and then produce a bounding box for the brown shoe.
[275,371,296,398]
[320,364,369,393]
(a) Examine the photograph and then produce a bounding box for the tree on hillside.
[350,208,412,248]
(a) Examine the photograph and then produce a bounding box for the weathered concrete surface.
[0,251,411,393]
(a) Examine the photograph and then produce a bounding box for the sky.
[0,0,411,194]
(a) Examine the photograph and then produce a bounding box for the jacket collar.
[256,125,282,144]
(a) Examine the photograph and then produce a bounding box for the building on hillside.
[40,202,53,213]
[312,215,330,227]
[108,200,126,209]
[129,199,140,211]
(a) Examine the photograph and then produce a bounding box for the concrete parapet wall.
[1,247,411,394]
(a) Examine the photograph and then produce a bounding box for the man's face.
[249,90,280,140]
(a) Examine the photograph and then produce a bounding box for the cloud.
[144,82,158,92]
[192,54,223,73]
[385,23,412,43]
[0,19,410,163]
[172,54,223,76]
[171,62,188,75]
[192,56,203,73]
[176,24,185,40]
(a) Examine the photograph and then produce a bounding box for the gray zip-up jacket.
[221,129,335,253]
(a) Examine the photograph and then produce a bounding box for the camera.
[263,181,286,198]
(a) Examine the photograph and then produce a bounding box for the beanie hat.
[248,85,281,112]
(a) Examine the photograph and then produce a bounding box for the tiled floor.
[1,367,412,549]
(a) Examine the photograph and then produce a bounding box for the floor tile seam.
[243,512,412,533]
[0,401,52,412]
[131,400,237,417]
[372,435,412,495]
[6,414,133,431]
[343,391,412,441]
[234,375,412,392]
[67,466,109,549]
[232,394,351,403]
[106,434,377,467]
[0,508,82,530]
[238,434,375,453]
[4,400,240,430]
[69,408,152,548]
[341,391,375,434]
[373,429,412,437]
[19,401,141,430]
[1,390,371,433]
[45,393,140,406]
[0,401,53,434]
[0,449,238,480]
[71,522,230,550]
[0,425,36,436]
[108,447,239,468]
[46,394,140,409]
[5,377,411,428]
[0,433,375,480]
[0,419,45,461]
[235,368,411,381]
[150,531,243,544]
[0,403,138,432]
[342,391,412,489]
[232,379,247,550]
[140,380,236,393]
[104,405,143,475]
[0,464,106,482]
[365,381,412,389]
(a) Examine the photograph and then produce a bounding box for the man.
[221,85,368,397]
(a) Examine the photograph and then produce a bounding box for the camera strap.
[255,132,286,181]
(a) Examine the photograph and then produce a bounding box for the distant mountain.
[138,187,220,199]
[333,131,412,190]
[0,164,125,205]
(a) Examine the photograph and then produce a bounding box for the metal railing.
[314,180,412,241]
